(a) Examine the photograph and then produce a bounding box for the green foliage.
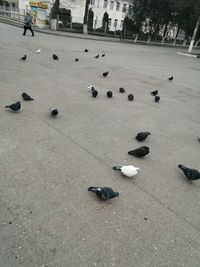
[50,0,60,19]
[88,8,94,31]
[102,12,109,31]
[128,0,200,39]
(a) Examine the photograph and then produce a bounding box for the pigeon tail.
[112,166,122,171]
[88,187,100,192]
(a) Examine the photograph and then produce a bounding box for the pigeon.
[50,108,58,117]
[35,48,41,54]
[128,146,150,158]
[102,71,109,77]
[112,165,140,177]
[107,91,113,98]
[151,90,158,96]
[84,49,88,52]
[178,165,200,181]
[52,54,59,60]
[198,136,200,143]
[94,54,99,59]
[119,87,125,93]
[88,187,119,200]
[88,85,95,92]
[128,94,134,101]
[20,55,27,61]
[74,58,79,62]
[168,76,173,81]
[155,96,160,102]
[102,53,105,57]
[5,101,21,111]
[92,90,98,98]
[135,132,151,141]
[21,92,34,101]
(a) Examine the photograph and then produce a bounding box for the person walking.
[23,12,34,36]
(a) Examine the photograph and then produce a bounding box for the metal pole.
[188,16,200,53]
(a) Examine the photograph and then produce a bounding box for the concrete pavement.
[0,22,200,267]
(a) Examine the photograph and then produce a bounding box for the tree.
[88,8,94,31]
[50,0,60,19]
[83,0,90,25]
[102,12,109,32]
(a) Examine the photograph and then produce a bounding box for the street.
[0,22,200,267]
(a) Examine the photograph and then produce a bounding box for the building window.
[120,20,124,28]
[114,19,118,28]
[122,3,127,12]
[103,0,108,8]
[110,0,114,10]
[90,0,95,5]
[116,2,120,11]
[108,18,112,27]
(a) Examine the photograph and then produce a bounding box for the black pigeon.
[50,108,58,117]
[128,146,150,158]
[52,54,59,60]
[5,101,21,111]
[136,132,151,141]
[74,58,79,62]
[102,53,105,57]
[22,92,34,101]
[84,49,88,52]
[94,54,99,59]
[102,71,109,77]
[119,87,125,93]
[155,96,160,102]
[151,90,158,96]
[168,76,173,81]
[88,187,119,200]
[128,94,134,101]
[92,90,98,98]
[107,91,113,98]
[20,55,27,61]
[178,165,200,181]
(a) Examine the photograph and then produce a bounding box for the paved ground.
[0,22,200,267]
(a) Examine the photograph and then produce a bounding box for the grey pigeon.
[53,54,59,60]
[84,49,88,52]
[22,93,34,101]
[107,91,113,98]
[151,90,158,96]
[155,96,160,102]
[88,187,119,200]
[94,54,99,59]
[92,90,98,98]
[119,87,125,93]
[20,55,27,61]
[168,76,173,81]
[102,53,105,57]
[128,94,134,101]
[5,101,21,111]
[136,132,151,141]
[50,108,58,117]
[128,146,149,158]
[178,165,200,181]
[102,71,109,77]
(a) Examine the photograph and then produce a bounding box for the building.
[89,0,129,31]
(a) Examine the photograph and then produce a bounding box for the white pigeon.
[88,85,95,92]
[112,165,140,177]
[35,48,41,54]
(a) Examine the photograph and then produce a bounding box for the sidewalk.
[0,15,200,50]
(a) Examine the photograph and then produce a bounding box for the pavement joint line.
[177,52,198,58]
[27,110,200,233]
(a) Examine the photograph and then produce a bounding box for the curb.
[177,52,200,58]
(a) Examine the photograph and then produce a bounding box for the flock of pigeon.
[5,48,200,202]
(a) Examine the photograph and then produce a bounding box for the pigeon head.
[114,192,119,197]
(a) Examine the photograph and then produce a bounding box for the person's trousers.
[23,26,34,36]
